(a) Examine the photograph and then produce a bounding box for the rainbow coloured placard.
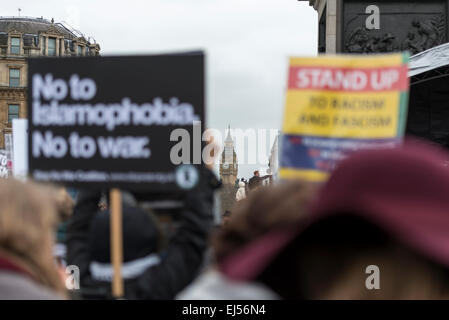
[280,53,410,182]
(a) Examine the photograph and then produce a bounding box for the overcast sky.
[2,0,317,178]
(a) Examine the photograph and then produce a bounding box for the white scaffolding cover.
[409,42,449,77]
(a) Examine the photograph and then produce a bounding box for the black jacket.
[248,175,271,190]
[66,167,218,299]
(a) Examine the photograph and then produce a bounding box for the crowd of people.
[2,138,449,299]
[234,170,272,202]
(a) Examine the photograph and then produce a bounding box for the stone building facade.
[268,131,280,181]
[218,127,238,214]
[300,0,339,53]
[0,16,100,148]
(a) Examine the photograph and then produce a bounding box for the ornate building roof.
[0,17,75,39]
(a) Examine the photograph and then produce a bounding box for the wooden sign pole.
[110,188,124,298]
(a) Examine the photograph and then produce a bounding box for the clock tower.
[219,126,238,185]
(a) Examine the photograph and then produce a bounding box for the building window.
[42,36,46,55]
[24,48,30,55]
[8,105,19,123]
[11,37,20,54]
[78,45,83,56]
[9,69,20,87]
[48,37,56,56]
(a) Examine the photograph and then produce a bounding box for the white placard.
[12,119,28,180]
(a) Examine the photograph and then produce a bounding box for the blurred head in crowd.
[50,187,74,222]
[0,179,66,296]
[214,180,315,265]
[50,187,75,253]
[98,194,108,211]
[253,170,260,177]
[219,141,449,299]
[222,211,232,226]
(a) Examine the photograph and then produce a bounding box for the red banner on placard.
[288,65,409,92]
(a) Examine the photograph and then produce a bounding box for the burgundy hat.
[220,139,449,281]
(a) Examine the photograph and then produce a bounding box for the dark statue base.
[338,1,448,54]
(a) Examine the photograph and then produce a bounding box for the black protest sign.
[28,53,205,191]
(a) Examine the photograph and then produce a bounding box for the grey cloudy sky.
[2,0,318,178]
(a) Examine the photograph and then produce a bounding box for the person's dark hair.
[88,205,162,263]
[253,170,259,176]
